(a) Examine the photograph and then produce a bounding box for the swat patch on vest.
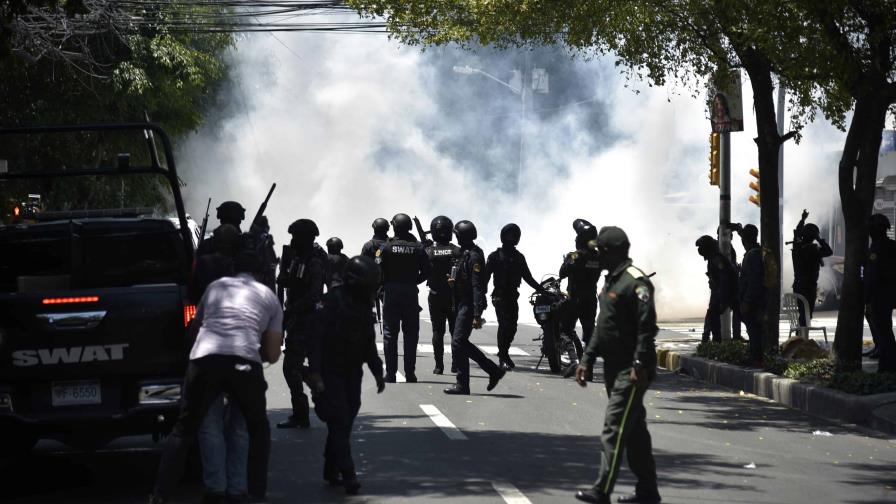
[635,285,650,303]
[473,263,482,273]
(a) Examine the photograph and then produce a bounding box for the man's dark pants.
[383,283,421,376]
[562,294,597,356]
[869,296,896,372]
[793,282,817,327]
[282,313,313,423]
[702,290,723,343]
[153,355,270,500]
[315,368,363,473]
[592,366,659,499]
[492,290,520,358]
[428,290,456,370]
[742,304,764,361]
[452,303,500,390]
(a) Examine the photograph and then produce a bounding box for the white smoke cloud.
[178,30,849,321]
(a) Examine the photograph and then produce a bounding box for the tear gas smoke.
[178,31,848,322]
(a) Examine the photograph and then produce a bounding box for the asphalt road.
[3,322,895,504]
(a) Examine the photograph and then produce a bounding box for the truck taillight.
[183,304,197,327]
[42,296,100,305]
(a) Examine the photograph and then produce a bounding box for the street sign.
[708,70,745,133]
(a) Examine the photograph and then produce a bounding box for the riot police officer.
[792,210,833,326]
[425,216,462,374]
[362,218,390,259]
[376,213,430,383]
[733,224,765,363]
[696,235,737,343]
[276,219,327,429]
[575,226,660,504]
[485,223,545,370]
[560,219,602,357]
[444,220,506,395]
[309,256,386,495]
[197,201,246,257]
[245,215,278,292]
[865,214,896,372]
[326,237,349,289]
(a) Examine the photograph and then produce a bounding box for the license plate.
[52,380,101,407]
[535,305,551,314]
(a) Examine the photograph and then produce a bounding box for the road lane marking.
[395,371,406,383]
[376,343,529,356]
[492,481,533,504]
[419,404,467,440]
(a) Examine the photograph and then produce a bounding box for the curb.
[658,349,896,436]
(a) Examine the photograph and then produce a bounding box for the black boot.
[433,357,444,374]
[617,492,661,503]
[323,460,341,486]
[341,470,361,495]
[443,383,470,395]
[575,488,610,503]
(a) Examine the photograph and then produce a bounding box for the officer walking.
[696,235,737,343]
[792,210,833,326]
[377,213,430,383]
[425,216,462,375]
[733,224,765,363]
[309,256,386,495]
[326,237,349,289]
[444,220,506,395]
[485,223,545,370]
[865,214,896,372]
[362,218,390,259]
[197,201,246,257]
[575,226,660,504]
[560,219,603,357]
[276,219,327,429]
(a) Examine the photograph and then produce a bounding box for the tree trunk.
[742,55,783,355]
[833,93,889,370]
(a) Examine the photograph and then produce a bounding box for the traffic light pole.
[719,131,732,340]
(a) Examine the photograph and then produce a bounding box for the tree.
[0,1,233,211]
[349,0,822,353]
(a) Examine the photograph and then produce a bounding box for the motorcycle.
[530,276,579,374]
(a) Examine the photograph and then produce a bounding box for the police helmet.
[430,215,454,243]
[372,218,390,235]
[573,218,594,235]
[216,201,246,223]
[803,223,820,240]
[343,255,381,295]
[596,226,630,251]
[287,219,319,240]
[454,220,477,242]
[391,213,413,234]
[500,223,521,246]
[870,213,892,231]
[326,237,344,254]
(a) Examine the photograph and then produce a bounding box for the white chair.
[782,293,828,344]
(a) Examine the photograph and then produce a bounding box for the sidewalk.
[656,318,896,436]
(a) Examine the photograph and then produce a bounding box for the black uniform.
[376,234,430,379]
[310,286,384,484]
[739,244,765,360]
[361,236,387,260]
[485,246,541,360]
[865,236,896,372]
[791,225,833,326]
[702,251,737,343]
[244,227,278,292]
[580,260,660,501]
[327,252,350,289]
[426,242,462,372]
[451,244,501,391]
[559,248,602,354]
[279,243,327,427]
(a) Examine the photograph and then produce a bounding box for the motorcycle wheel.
[542,326,562,373]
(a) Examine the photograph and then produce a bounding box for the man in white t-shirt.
[150,252,283,504]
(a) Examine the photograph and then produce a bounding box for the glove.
[308,372,325,395]
[375,374,386,393]
[473,316,484,329]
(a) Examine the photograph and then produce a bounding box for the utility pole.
[776,82,785,308]
[720,130,732,340]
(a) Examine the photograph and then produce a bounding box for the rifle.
[197,198,212,247]
[252,183,277,229]
[413,215,432,246]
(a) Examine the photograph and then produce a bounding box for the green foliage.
[695,340,750,366]
[783,358,836,383]
[829,371,896,396]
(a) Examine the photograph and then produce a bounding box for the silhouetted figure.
[791,210,833,326]
[864,214,896,372]
[696,235,737,343]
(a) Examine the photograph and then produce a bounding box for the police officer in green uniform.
[574,226,660,504]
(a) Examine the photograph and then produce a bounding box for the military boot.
[277,395,310,429]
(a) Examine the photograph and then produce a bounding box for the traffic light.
[749,168,760,206]
[708,132,720,185]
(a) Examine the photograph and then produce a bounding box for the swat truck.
[0,124,196,454]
